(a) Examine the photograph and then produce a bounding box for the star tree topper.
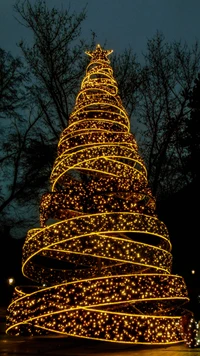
[86,44,113,62]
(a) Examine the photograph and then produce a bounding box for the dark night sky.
[1,0,200,57]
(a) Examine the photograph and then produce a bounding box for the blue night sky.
[0,0,200,58]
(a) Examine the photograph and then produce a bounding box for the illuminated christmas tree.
[7,45,189,344]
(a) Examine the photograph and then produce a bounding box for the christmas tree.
[6,45,189,344]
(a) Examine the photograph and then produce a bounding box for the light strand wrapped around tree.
[6,44,189,344]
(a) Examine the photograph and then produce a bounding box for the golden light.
[6,44,189,345]
[8,278,15,286]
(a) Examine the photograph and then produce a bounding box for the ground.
[1,334,200,355]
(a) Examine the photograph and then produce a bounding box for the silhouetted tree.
[0,48,31,236]
[138,32,200,200]
[0,48,25,119]
[180,73,200,182]
[0,0,95,237]
[111,47,141,123]
[14,0,95,135]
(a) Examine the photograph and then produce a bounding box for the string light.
[6,44,189,344]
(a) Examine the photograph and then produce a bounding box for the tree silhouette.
[138,32,200,199]
[182,74,200,182]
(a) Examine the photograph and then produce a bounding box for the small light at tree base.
[8,278,15,285]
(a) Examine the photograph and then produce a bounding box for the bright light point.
[191,270,195,274]
[8,278,15,285]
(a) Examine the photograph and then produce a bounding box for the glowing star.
[85,44,113,62]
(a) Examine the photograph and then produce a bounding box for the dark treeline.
[1,0,200,242]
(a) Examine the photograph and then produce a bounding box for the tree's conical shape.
[6,45,189,344]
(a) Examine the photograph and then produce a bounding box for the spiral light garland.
[6,44,189,344]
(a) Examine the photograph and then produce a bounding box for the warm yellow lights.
[8,278,15,285]
[6,44,189,344]
[85,44,113,60]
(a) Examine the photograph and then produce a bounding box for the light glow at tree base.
[6,45,189,344]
